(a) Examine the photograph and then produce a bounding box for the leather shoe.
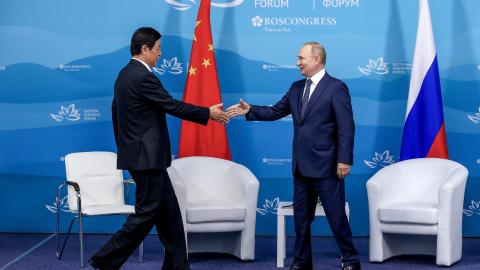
[342,262,361,270]
[89,259,101,269]
[89,259,111,270]
[288,262,312,270]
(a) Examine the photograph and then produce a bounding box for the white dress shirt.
[303,68,326,100]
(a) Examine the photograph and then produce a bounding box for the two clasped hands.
[209,99,351,179]
[207,99,251,125]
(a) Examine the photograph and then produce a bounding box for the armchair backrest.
[65,151,125,211]
[371,158,466,205]
[169,157,250,205]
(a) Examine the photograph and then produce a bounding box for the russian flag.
[400,0,448,161]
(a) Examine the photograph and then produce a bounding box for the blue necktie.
[300,79,313,119]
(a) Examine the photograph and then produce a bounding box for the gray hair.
[304,41,326,65]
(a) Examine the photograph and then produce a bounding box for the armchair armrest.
[366,164,411,205]
[168,167,187,203]
[226,164,260,201]
[65,180,82,214]
[123,178,136,203]
[67,181,80,192]
[438,166,468,225]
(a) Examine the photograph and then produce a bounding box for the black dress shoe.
[89,259,101,269]
[288,262,312,270]
[89,259,110,270]
[342,262,361,270]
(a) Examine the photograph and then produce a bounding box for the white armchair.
[167,156,259,260]
[366,158,468,266]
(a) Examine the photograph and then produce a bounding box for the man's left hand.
[337,163,350,179]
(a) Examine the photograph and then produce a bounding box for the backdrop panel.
[1,0,479,236]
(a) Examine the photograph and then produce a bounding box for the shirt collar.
[132,57,152,72]
[309,68,326,85]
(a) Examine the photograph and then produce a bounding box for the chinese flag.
[178,0,231,160]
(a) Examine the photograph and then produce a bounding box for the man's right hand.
[209,103,230,125]
[226,99,251,117]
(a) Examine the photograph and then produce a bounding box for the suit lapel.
[300,73,330,123]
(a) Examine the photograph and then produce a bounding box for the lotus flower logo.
[358,57,389,75]
[257,197,279,215]
[45,195,72,214]
[364,150,395,169]
[153,57,183,75]
[464,200,480,216]
[252,16,263,27]
[165,0,244,11]
[467,107,480,124]
[50,104,81,122]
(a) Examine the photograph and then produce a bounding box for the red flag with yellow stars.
[178,0,231,160]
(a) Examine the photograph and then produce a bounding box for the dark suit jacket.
[112,59,210,170]
[246,73,354,178]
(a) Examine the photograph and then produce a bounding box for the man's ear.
[142,45,147,55]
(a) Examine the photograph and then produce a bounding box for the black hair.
[130,27,161,56]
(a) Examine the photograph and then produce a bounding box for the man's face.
[296,45,320,78]
[144,39,162,67]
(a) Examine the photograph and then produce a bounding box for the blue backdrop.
[1,0,480,236]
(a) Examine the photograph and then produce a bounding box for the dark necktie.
[300,79,313,119]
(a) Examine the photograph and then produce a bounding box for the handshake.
[208,99,251,125]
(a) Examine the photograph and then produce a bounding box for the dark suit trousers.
[90,169,188,270]
[292,170,359,267]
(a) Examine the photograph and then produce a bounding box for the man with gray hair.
[227,42,360,270]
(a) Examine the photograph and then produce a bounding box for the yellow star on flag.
[208,44,214,51]
[189,66,197,76]
[202,58,211,68]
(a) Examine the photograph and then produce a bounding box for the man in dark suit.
[227,42,360,270]
[89,27,229,270]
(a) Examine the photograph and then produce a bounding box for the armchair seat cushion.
[82,204,135,216]
[186,200,246,223]
[379,203,438,225]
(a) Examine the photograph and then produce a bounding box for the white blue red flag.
[400,0,448,161]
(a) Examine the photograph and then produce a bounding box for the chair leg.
[57,217,77,259]
[56,202,60,258]
[139,241,144,263]
[79,214,84,268]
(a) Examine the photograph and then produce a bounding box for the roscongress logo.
[153,57,183,75]
[254,0,288,8]
[166,0,244,11]
[50,104,81,122]
[262,157,292,165]
[262,63,296,72]
[59,64,91,72]
[364,150,395,169]
[251,16,336,32]
[252,16,264,27]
